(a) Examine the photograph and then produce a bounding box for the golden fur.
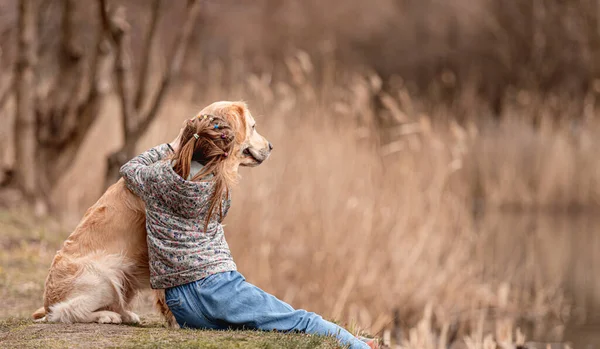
[32,101,271,325]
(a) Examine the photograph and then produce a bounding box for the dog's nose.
[268,142,273,150]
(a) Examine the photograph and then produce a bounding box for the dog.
[32,101,271,326]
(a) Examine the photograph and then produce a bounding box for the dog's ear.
[229,102,247,119]
[226,102,249,134]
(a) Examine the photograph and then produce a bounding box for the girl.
[120,109,377,349]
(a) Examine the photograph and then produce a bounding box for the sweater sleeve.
[119,144,174,200]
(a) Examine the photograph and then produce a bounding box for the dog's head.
[197,101,272,169]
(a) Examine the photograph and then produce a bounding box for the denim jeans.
[165,271,369,349]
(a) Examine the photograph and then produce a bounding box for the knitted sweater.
[119,144,237,289]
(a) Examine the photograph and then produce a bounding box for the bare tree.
[33,0,111,205]
[5,0,100,207]
[102,0,202,187]
[4,0,201,211]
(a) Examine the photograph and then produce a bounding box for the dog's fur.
[32,101,271,326]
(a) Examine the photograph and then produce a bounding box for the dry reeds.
[4,50,595,347]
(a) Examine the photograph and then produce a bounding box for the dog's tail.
[32,306,46,320]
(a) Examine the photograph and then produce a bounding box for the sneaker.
[357,336,380,349]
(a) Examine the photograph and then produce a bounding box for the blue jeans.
[165,271,369,349]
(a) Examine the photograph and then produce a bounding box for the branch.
[44,0,110,159]
[85,0,111,105]
[52,0,86,144]
[60,0,82,63]
[0,167,14,188]
[133,0,202,140]
[0,75,12,110]
[38,0,109,150]
[98,0,111,39]
[65,0,111,137]
[135,0,162,111]
[107,5,136,141]
[0,30,12,109]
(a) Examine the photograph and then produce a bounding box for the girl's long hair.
[171,114,238,230]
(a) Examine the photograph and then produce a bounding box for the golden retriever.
[32,101,271,326]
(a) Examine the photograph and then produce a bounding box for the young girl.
[120,111,377,349]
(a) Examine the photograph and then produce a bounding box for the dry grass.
[0,317,340,349]
[2,51,598,348]
[1,1,599,347]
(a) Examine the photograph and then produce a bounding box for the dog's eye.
[252,124,256,131]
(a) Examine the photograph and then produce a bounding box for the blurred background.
[0,0,599,348]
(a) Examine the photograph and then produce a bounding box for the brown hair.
[171,114,238,229]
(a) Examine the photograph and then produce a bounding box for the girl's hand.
[169,122,187,153]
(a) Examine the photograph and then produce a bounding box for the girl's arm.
[119,144,174,200]
[120,125,184,199]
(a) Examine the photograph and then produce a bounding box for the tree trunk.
[6,0,113,212]
[31,0,112,206]
[103,0,202,189]
[105,141,136,190]
[13,0,38,201]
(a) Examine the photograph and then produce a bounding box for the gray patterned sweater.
[119,144,237,289]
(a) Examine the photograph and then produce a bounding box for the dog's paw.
[96,311,122,324]
[167,317,180,329]
[33,316,47,323]
[122,311,140,324]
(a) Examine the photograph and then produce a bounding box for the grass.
[0,317,340,349]
[0,208,76,320]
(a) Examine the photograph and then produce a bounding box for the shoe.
[357,336,380,349]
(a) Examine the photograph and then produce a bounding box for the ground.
[0,209,342,348]
[0,317,340,349]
